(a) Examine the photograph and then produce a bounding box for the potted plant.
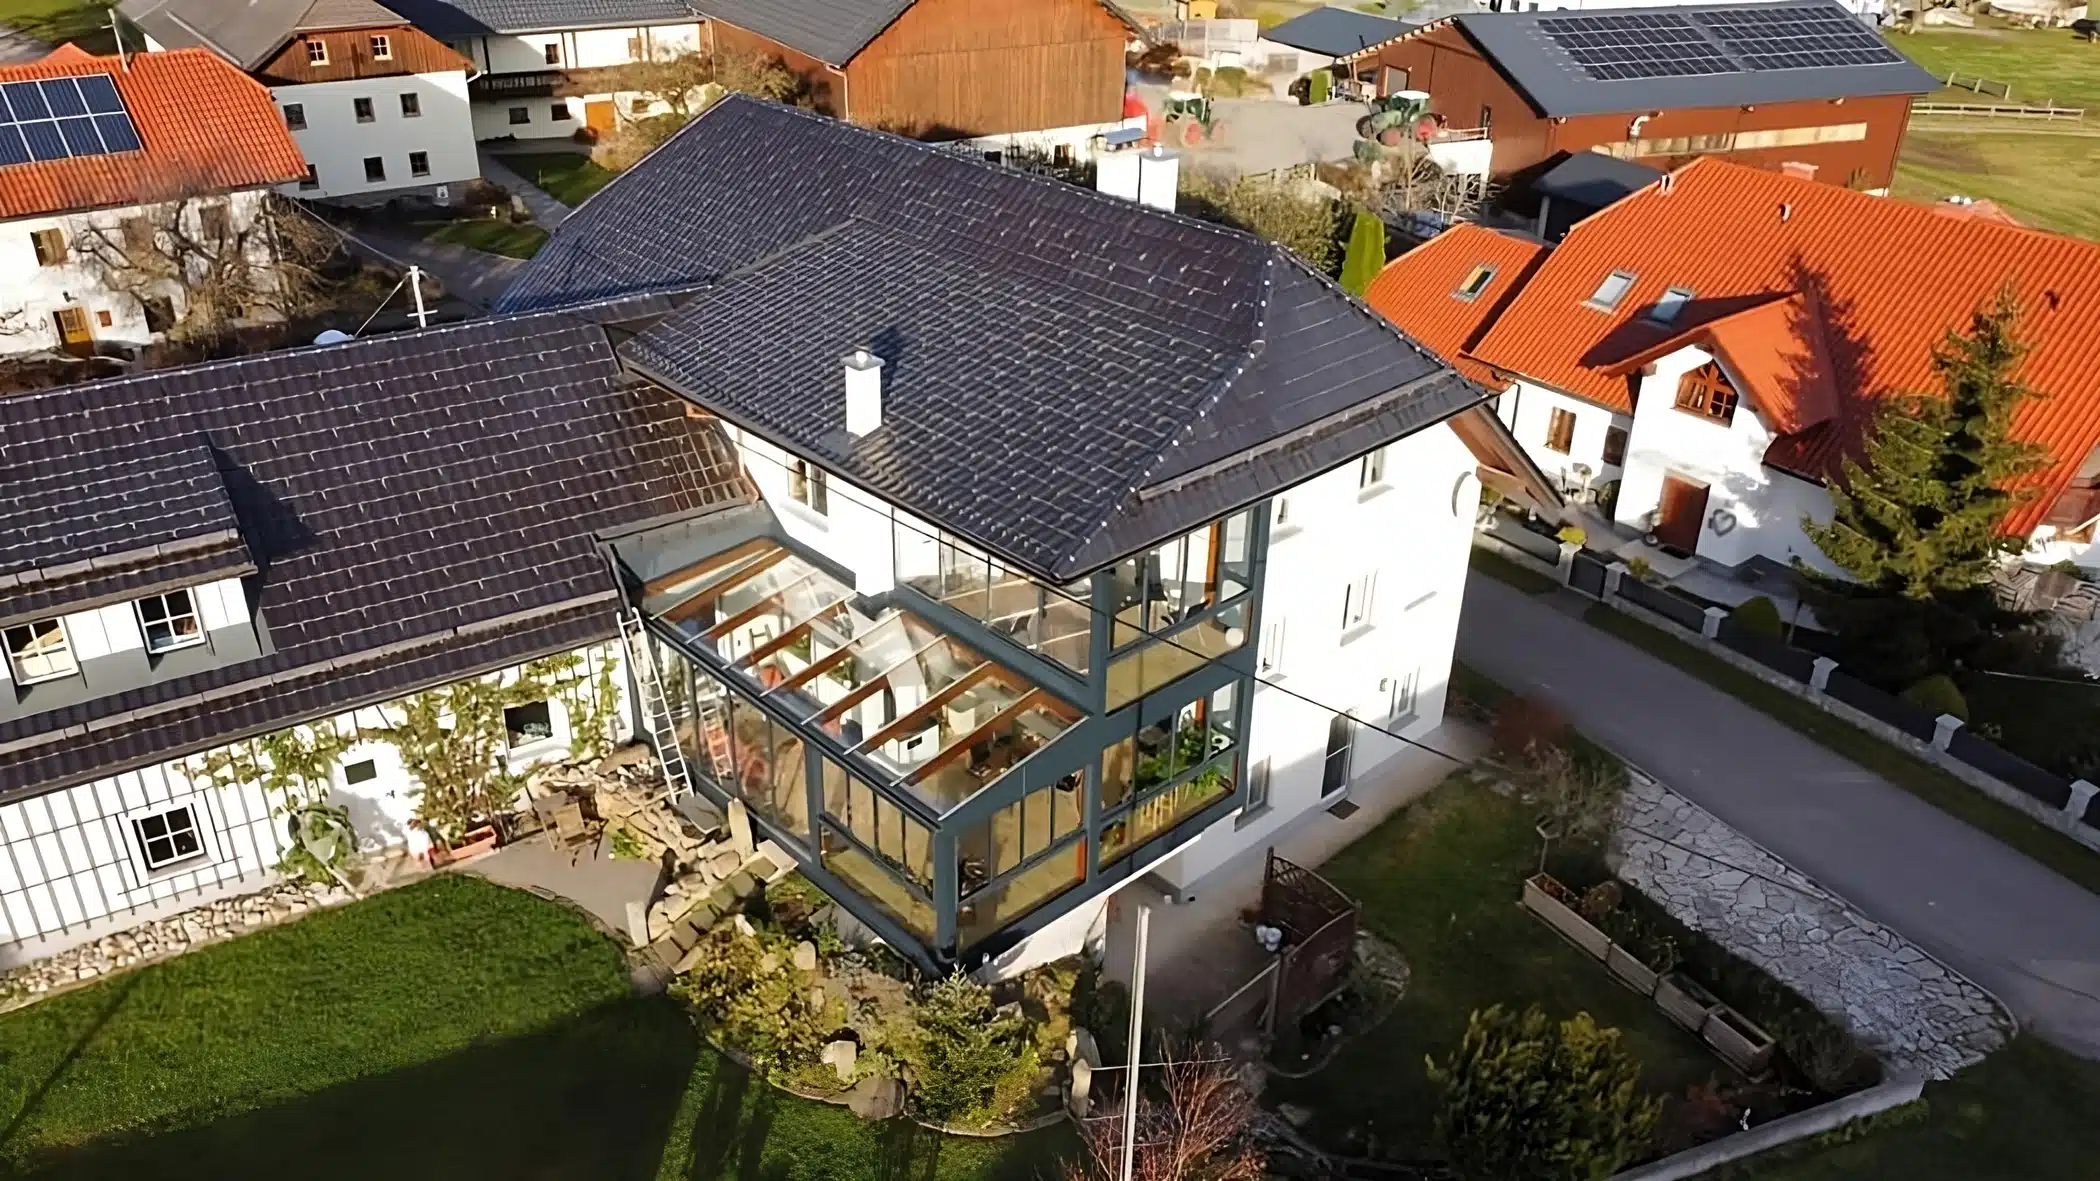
[1521,873,1609,960]
[425,818,499,867]
[1600,911,1674,998]
[1654,971,1722,1033]
[1701,1002,1778,1076]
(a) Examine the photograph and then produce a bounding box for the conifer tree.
[1339,209,1387,296]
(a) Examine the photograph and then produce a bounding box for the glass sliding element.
[818,755,936,940]
[1104,599,1248,712]
[893,516,1094,676]
[1099,684,1240,867]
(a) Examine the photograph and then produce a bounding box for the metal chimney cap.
[844,347,883,370]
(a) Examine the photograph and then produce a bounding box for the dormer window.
[1649,286,1694,325]
[5,619,76,683]
[1454,264,1496,302]
[1675,361,1738,426]
[1587,270,1636,312]
[137,589,203,654]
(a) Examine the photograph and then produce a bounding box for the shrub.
[1427,1005,1660,1181]
[1555,525,1588,547]
[1901,673,1969,722]
[1729,596,1785,639]
[672,927,828,1071]
[902,971,1033,1125]
[1307,69,1332,105]
[1492,696,1570,763]
[1176,172,1342,271]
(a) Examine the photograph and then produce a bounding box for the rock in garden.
[844,1075,903,1120]
[1067,1026,1102,1068]
[1278,1103,1313,1128]
[793,941,818,972]
[821,1038,858,1082]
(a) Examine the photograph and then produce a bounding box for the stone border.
[1609,1074,1926,1181]
[706,1034,1071,1137]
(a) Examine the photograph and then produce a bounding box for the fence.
[1911,101,2086,122]
[1471,529,2100,844]
[1943,71,2013,99]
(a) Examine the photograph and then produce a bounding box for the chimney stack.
[1096,148,1141,203]
[1780,161,1818,182]
[1136,146,1179,213]
[844,348,884,438]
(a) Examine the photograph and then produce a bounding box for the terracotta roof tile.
[0,47,307,220]
[1467,158,2100,536]
[1363,223,1548,388]
[1600,293,1840,435]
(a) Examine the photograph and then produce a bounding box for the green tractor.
[1356,89,1437,146]
[1161,90,1217,147]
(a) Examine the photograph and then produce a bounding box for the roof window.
[1649,286,1694,324]
[1587,270,1636,311]
[1454,264,1497,302]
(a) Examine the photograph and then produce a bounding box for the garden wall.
[1608,1074,1925,1181]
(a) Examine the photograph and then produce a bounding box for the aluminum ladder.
[616,609,696,799]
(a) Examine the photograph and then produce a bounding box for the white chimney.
[1136,146,1179,214]
[1096,148,1141,203]
[844,347,884,437]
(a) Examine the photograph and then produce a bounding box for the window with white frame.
[1650,286,1694,324]
[1271,494,1293,531]
[136,589,203,653]
[1358,446,1386,490]
[504,700,555,749]
[5,619,76,682]
[1258,617,1285,675]
[1341,572,1376,633]
[1586,270,1636,311]
[369,33,392,58]
[1244,757,1271,815]
[305,38,328,64]
[133,804,206,871]
[788,459,829,515]
[1388,668,1419,723]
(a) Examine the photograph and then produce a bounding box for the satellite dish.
[313,329,353,346]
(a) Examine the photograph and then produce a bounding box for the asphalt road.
[1458,575,2100,1060]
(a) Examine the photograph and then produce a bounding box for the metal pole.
[407,265,429,329]
[1120,905,1150,1181]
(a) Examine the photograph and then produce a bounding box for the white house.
[0,46,308,358]
[376,0,704,141]
[1371,157,2100,588]
[121,0,479,204]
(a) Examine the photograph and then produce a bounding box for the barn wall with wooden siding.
[254,24,471,86]
[704,20,843,116]
[844,0,1127,138]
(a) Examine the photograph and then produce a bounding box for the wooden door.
[1655,474,1709,554]
[584,100,616,135]
[52,307,93,358]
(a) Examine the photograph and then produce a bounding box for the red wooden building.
[1341,0,1936,191]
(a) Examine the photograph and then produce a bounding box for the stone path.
[344,228,524,311]
[1614,774,2015,1079]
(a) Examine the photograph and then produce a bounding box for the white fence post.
[1932,714,1964,752]
[1557,540,1580,586]
[1701,606,1726,640]
[2068,780,2098,824]
[1604,561,1629,599]
[1809,656,1837,694]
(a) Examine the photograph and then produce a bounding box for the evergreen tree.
[1428,1005,1658,1181]
[1802,288,2059,687]
[1339,209,1386,295]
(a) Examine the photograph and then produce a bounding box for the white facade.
[0,638,628,959]
[272,71,480,201]
[1495,377,1632,506]
[450,22,703,142]
[0,189,273,356]
[1157,423,1478,889]
[964,116,1151,166]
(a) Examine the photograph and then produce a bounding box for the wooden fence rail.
[1912,101,2086,121]
[1944,70,2013,99]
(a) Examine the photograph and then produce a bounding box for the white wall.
[1159,419,1479,888]
[964,116,1149,165]
[1250,39,1337,76]
[274,71,479,200]
[0,640,630,954]
[1497,379,1630,505]
[1612,344,1840,573]
[0,190,272,356]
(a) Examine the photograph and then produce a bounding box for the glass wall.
[894,518,1094,676]
[819,754,937,941]
[1099,683,1240,867]
[1104,509,1258,710]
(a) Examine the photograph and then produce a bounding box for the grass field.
[1266,772,1716,1159]
[420,217,549,259]
[505,152,621,207]
[0,0,114,52]
[0,876,1068,1180]
[1891,26,2100,111]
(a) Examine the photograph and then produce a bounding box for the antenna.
[408,265,430,329]
[108,6,129,70]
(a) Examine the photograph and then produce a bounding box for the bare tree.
[72,190,342,349]
[1069,1043,1265,1181]
[1375,143,1501,228]
[602,49,717,118]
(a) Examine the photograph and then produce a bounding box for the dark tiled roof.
[691,0,910,65]
[0,441,238,582]
[0,540,257,631]
[0,314,747,804]
[1262,7,1411,57]
[1531,151,1663,210]
[383,0,699,36]
[121,0,405,67]
[1450,0,1937,118]
[504,98,1480,581]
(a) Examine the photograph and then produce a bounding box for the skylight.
[1649,286,1695,324]
[1454,264,1497,302]
[0,75,142,167]
[1587,270,1636,311]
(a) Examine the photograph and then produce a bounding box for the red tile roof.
[1465,158,2100,537]
[0,46,307,220]
[1600,293,1840,436]
[1362,223,1549,389]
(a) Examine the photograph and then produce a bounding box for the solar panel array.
[1539,6,1905,82]
[1698,5,1905,70]
[0,74,143,168]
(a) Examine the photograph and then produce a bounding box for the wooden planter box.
[1605,943,1663,997]
[1702,1002,1777,1077]
[1655,971,1722,1033]
[1522,874,1609,960]
[432,824,499,867]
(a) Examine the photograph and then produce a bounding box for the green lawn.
[1892,132,2100,239]
[419,217,550,259]
[1580,604,2100,900]
[1888,26,2100,111]
[1267,773,1716,1158]
[505,152,622,206]
[0,875,1069,1180]
[1715,1036,2100,1181]
[0,0,115,52]
[1468,546,1560,596]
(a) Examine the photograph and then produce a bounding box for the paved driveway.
[1133,85,1366,177]
[1458,575,2100,1059]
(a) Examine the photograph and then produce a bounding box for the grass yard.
[1889,26,2100,112]
[419,217,550,259]
[0,0,115,52]
[505,152,621,206]
[1714,1036,2100,1181]
[1468,546,1560,596]
[1266,772,1716,1158]
[1580,604,2100,900]
[0,875,1069,1181]
[1892,132,2100,239]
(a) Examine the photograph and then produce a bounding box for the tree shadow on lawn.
[7,995,700,1181]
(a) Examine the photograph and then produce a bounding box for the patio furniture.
[533,794,598,865]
